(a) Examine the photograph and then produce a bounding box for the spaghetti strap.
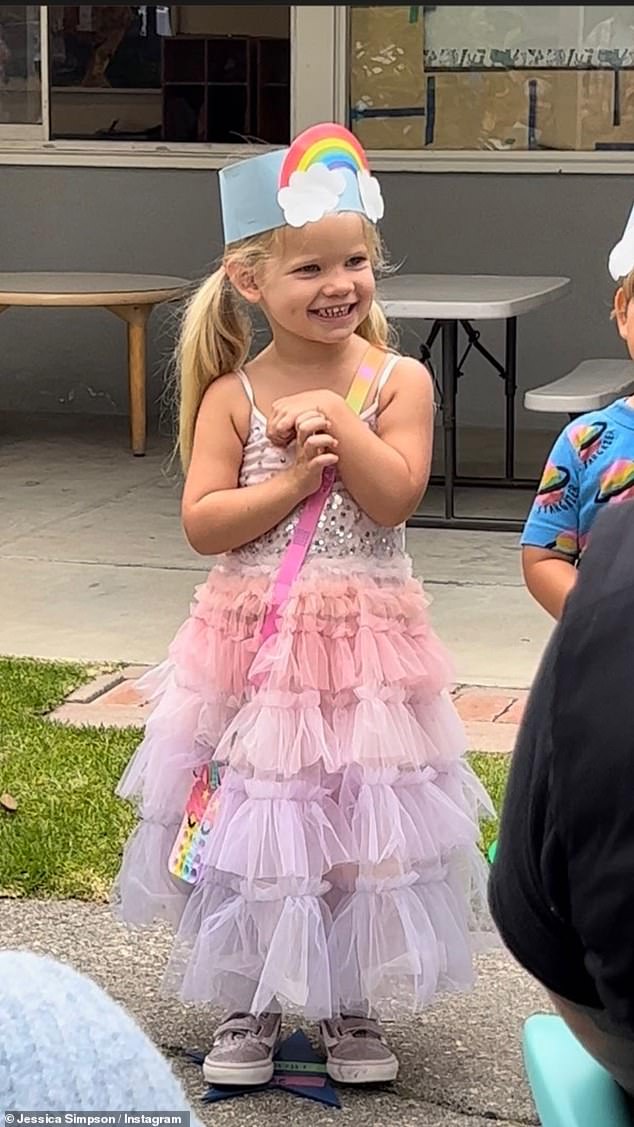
[377,353,400,394]
[236,369,255,407]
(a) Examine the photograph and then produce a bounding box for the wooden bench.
[525,359,634,418]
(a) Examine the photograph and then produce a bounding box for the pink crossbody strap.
[256,346,388,649]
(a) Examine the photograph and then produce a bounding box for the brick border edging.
[49,665,153,729]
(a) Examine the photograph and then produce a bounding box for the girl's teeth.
[316,305,350,319]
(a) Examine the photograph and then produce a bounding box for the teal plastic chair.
[523,1014,634,1126]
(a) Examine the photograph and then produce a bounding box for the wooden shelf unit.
[161,35,290,144]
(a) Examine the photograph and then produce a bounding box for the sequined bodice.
[232,403,405,566]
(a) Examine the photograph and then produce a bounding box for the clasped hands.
[267,389,343,495]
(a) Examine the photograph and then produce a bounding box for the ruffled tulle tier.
[115,762,491,901]
[166,564,455,700]
[113,562,498,1016]
[155,860,489,1019]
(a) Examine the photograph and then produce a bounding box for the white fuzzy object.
[609,204,634,281]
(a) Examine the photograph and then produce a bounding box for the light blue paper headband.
[219,122,384,245]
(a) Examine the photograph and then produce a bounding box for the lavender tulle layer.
[112,555,499,1019]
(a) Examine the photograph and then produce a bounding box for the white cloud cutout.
[357,170,385,223]
[609,241,633,282]
[609,211,634,281]
[277,165,346,228]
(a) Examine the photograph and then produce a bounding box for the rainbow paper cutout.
[279,123,369,188]
[276,123,383,229]
[169,763,221,884]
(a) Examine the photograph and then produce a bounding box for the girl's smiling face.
[241,212,377,344]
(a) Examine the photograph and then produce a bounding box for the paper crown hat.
[609,204,634,280]
[219,122,384,245]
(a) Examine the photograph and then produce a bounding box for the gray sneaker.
[320,1016,399,1084]
[202,1012,282,1087]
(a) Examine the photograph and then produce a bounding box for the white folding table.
[379,274,571,532]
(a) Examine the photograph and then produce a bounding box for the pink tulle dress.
[113,359,497,1019]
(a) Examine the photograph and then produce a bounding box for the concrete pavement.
[0,899,544,1126]
[0,412,553,687]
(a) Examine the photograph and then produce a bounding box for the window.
[349,5,634,153]
[49,4,290,144]
[0,5,41,136]
[0,4,293,148]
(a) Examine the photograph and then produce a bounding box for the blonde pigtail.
[357,217,398,351]
[358,299,393,349]
[177,266,251,471]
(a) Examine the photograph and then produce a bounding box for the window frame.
[0,4,634,173]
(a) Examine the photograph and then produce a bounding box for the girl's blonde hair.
[176,217,393,470]
[610,269,634,329]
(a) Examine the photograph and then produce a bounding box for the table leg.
[127,312,148,456]
[505,317,518,480]
[107,303,153,456]
[419,319,441,366]
[440,320,457,520]
[408,315,527,531]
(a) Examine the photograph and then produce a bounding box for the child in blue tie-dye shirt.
[522,210,634,619]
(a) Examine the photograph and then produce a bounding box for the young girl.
[522,202,634,619]
[113,123,495,1087]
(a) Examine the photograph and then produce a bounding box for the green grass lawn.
[0,658,137,899]
[0,657,508,901]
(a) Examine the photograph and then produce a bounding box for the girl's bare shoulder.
[198,372,252,444]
